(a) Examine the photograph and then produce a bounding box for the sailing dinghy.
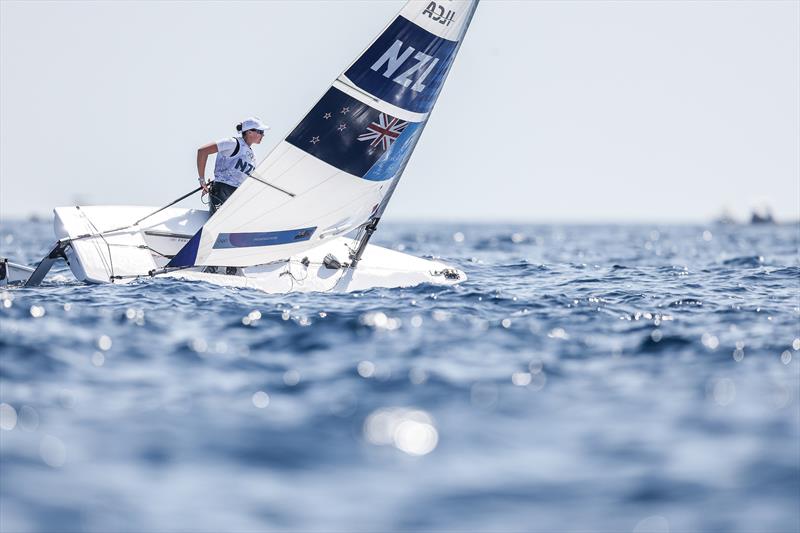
[7,0,478,293]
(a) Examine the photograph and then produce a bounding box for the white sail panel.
[332,79,428,124]
[399,0,477,41]
[193,144,389,267]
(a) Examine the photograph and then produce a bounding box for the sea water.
[1,220,798,532]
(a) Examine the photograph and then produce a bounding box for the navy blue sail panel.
[286,87,420,178]
[344,16,458,114]
[166,229,202,268]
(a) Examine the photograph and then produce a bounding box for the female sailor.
[197,117,269,213]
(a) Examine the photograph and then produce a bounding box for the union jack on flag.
[357,113,409,151]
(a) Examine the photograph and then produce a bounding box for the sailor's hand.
[199,180,210,194]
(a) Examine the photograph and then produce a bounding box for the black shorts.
[209,182,238,214]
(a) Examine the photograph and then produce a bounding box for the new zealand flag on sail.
[286,87,421,179]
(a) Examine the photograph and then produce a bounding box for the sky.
[1,0,798,223]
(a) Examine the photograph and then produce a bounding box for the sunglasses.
[249,129,265,135]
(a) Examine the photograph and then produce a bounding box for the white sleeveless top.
[213,136,256,188]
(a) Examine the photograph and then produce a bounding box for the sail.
[169,0,479,268]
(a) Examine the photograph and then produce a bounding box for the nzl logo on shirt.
[234,159,255,175]
[370,39,439,93]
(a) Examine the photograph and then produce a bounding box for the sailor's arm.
[196,142,219,193]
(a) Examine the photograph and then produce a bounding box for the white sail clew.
[168,0,479,269]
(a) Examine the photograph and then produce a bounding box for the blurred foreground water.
[1,220,798,532]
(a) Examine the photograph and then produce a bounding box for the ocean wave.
[1,221,798,532]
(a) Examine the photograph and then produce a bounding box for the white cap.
[240,116,270,133]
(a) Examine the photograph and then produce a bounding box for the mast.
[349,123,428,267]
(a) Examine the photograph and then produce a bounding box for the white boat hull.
[164,238,462,293]
[49,205,464,294]
[0,259,35,286]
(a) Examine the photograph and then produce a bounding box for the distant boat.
[750,206,775,225]
[5,0,479,293]
[713,208,737,225]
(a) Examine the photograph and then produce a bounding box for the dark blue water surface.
[1,220,798,532]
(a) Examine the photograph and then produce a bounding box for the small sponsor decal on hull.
[212,227,316,249]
